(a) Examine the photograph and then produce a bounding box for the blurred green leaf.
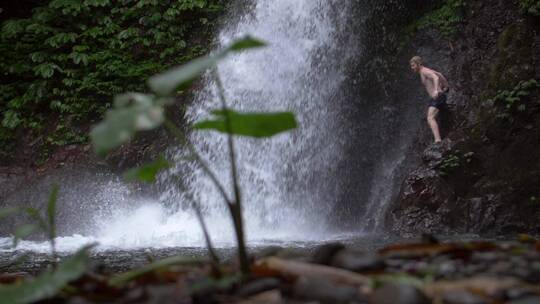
[90,93,164,155]
[189,274,241,294]
[47,185,59,240]
[0,245,93,304]
[0,207,20,220]
[148,52,227,96]
[109,256,206,287]
[194,110,297,138]
[148,36,266,96]
[123,156,172,183]
[229,37,266,51]
[13,225,38,247]
[24,207,47,230]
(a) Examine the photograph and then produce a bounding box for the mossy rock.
[487,23,536,95]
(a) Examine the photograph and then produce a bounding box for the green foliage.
[519,0,540,16]
[399,0,465,49]
[487,79,539,121]
[13,225,39,247]
[109,256,205,287]
[3,186,61,260]
[439,151,474,176]
[0,207,20,220]
[0,0,224,159]
[123,156,172,183]
[417,0,465,39]
[439,153,460,175]
[0,245,93,304]
[194,110,297,138]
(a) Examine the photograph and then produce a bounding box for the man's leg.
[427,106,442,143]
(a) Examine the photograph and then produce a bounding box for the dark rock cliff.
[384,0,540,236]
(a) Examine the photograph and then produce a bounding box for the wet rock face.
[385,0,540,236]
[385,142,467,235]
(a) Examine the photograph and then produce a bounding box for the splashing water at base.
[1,202,359,253]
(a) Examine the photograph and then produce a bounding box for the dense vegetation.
[520,0,540,16]
[0,0,224,163]
[397,0,465,51]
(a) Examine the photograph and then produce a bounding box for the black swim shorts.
[427,93,447,110]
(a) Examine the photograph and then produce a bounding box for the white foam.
[1,202,354,253]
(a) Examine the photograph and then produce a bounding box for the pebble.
[506,288,535,300]
[442,290,487,304]
[508,296,540,304]
[489,261,513,274]
[312,243,345,265]
[331,250,385,272]
[470,252,500,263]
[437,260,459,278]
[369,284,430,304]
[237,278,281,297]
[291,277,365,304]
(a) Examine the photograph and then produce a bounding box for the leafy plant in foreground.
[0,187,96,304]
[0,245,94,304]
[3,185,61,265]
[90,36,298,277]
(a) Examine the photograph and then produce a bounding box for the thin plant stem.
[50,237,58,269]
[193,204,222,277]
[173,175,221,277]
[214,70,250,277]
[164,119,232,205]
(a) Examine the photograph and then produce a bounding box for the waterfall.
[158,0,358,242]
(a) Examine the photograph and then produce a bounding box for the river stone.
[291,277,365,304]
[311,242,345,265]
[490,261,513,274]
[255,246,284,259]
[441,290,487,304]
[369,284,430,304]
[506,288,535,300]
[146,284,187,304]
[237,278,281,297]
[508,296,540,304]
[470,251,501,263]
[331,250,385,272]
[67,297,93,304]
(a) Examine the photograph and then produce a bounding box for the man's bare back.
[420,67,449,99]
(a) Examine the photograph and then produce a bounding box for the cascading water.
[161,0,358,243]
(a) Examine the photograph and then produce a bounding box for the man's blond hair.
[410,56,423,65]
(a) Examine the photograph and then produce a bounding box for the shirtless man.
[410,56,449,143]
